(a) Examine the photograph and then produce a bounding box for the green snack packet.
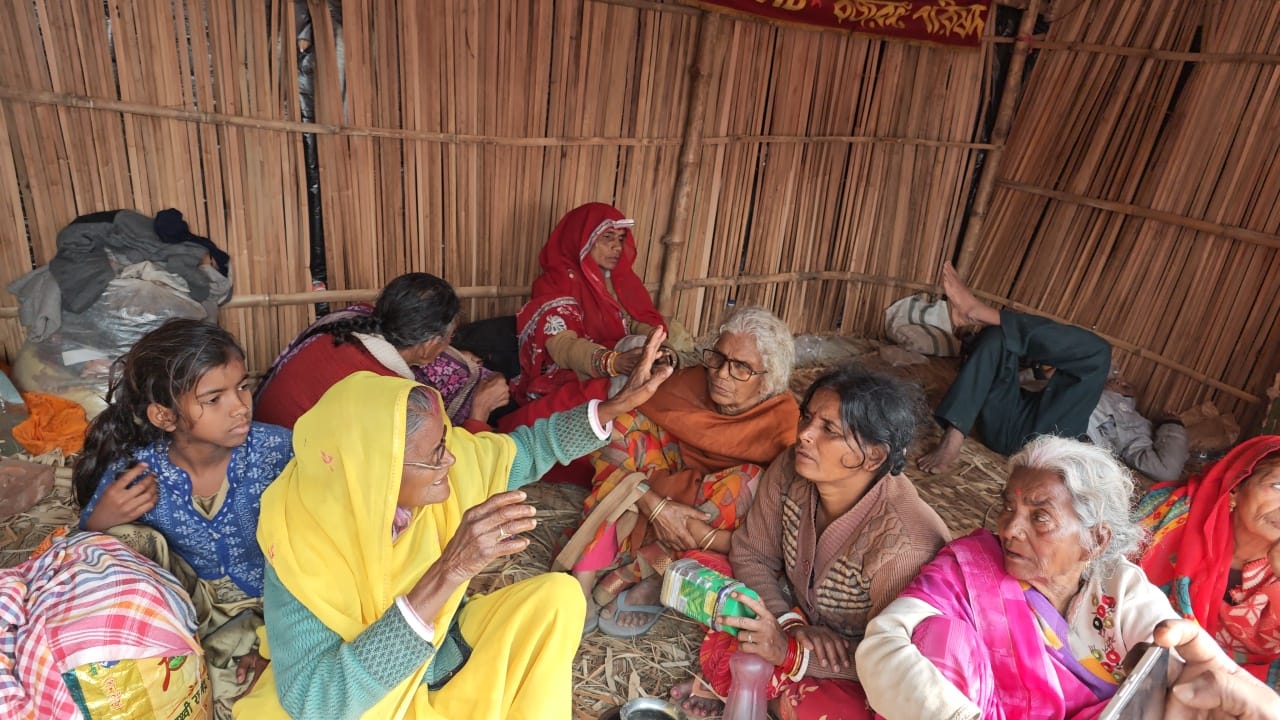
[660,557,759,635]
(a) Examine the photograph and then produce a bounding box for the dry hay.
[0,455,78,568]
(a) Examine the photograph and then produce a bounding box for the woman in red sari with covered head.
[1137,435,1280,688]
[501,202,693,440]
[555,306,800,638]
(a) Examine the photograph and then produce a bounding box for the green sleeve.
[506,403,609,489]
[262,566,434,718]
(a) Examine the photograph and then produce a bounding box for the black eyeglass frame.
[701,347,767,382]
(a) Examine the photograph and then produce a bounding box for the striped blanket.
[0,532,200,719]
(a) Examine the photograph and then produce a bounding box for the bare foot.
[918,426,965,474]
[941,263,999,331]
[599,574,663,630]
[669,678,724,718]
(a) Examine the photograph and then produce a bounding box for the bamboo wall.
[968,0,1280,424]
[0,0,1276,427]
[0,0,312,372]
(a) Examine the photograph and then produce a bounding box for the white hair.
[1007,436,1142,574]
[716,306,795,398]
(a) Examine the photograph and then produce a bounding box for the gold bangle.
[606,351,619,377]
[647,497,670,524]
[700,528,718,551]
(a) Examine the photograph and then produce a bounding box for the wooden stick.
[955,0,1040,274]
[0,87,1006,152]
[996,179,1280,250]
[656,10,720,315]
[673,271,936,293]
[984,37,1280,65]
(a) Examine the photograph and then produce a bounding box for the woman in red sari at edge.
[499,203,691,481]
[1138,435,1280,688]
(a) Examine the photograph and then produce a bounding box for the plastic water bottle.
[721,651,770,720]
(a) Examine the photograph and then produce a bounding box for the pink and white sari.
[899,531,1142,720]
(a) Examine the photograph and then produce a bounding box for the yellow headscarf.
[235,372,516,719]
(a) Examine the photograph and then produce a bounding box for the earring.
[1230,499,1237,512]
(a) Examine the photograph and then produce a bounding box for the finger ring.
[744,632,752,643]
[497,525,509,539]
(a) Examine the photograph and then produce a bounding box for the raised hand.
[434,491,538,583]
[598,327,674,424]
[469,374,511,423]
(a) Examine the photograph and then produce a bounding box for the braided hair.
[72,319,245,507]
[322,273,460,349]
[800,364,923,480]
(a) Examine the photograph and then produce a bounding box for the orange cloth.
[13,392,88,455]
[623,366,800,548]
[638,366,799,505]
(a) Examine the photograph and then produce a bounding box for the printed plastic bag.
[63,654,210,720]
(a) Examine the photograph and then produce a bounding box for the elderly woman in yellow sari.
[233,332,673,719]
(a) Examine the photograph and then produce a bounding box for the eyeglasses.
[701,348,766,382]
[404,437,451,471]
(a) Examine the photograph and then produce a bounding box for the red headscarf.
[512,203,664,404]
[1140,436,1280,638]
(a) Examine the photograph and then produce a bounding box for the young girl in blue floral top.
[74,318,293,717]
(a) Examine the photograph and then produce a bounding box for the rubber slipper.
[598,586,665,638]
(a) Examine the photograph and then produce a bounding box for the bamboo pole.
[954,0,1041,275]
[673,270,935,292]
[996,179,1280,250]
[656,10,720,315]
[982,37,1280,65]
[0,87,1008,152]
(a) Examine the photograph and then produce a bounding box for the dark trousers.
[935,310,1110,455]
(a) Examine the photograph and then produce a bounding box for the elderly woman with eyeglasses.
[857,436,1181,720]
[233,334,673,720]
[557,306,800,637]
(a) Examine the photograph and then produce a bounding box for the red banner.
[684,0,990,48]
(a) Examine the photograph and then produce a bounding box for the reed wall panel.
[970,0,1280,424]
[0,0,311,372]
[0,0,1274,431]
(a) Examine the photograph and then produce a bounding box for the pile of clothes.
[6,209,232,419]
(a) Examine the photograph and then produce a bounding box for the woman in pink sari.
[859,436,1180,720]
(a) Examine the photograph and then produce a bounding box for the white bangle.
[790,646,811,681]
[776,612,805,628]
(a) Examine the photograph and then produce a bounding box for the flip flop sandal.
[597,585,665,638]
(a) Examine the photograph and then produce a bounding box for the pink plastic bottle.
[721,651,771,720]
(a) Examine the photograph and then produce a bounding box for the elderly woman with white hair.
[857,436,1180,720]
[560,306,800,637]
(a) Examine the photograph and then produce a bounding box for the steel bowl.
[596,696,689,720]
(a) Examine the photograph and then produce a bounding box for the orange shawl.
[638,366,799,506]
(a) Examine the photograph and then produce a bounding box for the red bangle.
[777,636,799,676]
